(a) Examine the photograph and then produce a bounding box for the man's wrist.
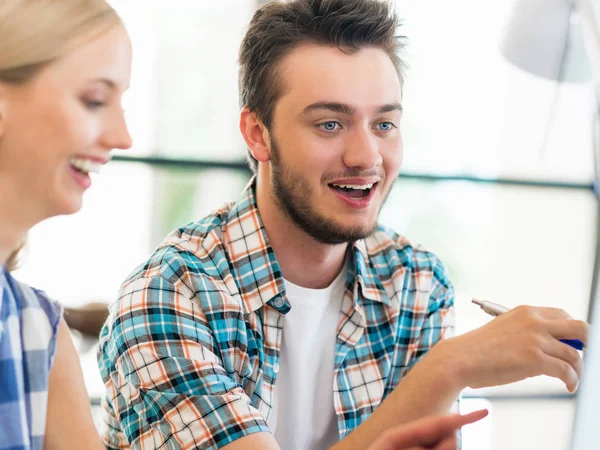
[424,337,470,395]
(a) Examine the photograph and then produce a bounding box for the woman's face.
[0,24,132,221]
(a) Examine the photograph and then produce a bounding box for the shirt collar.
[224,179,389,313]
[223,178,286,314]
[350,239,390,306]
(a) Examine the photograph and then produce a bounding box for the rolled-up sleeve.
[98,276,269,450]
[405,256,456,371]
[403,255,460,443]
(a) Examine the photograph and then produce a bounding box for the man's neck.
[255,180,348,290]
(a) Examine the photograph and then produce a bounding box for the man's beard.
[269,137,391,245]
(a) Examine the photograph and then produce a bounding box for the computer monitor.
[571,0,600,437]
[571,288,600,449]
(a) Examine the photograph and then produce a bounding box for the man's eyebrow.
[300,102,403,116]
[301,102,357,116]
[376,103,403,114]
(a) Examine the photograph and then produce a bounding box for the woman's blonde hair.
[0,0,122,84]
[1,0,122,270]
[6,240,26,272]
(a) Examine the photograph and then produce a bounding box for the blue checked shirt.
[0,267,62,450]
[98,181,456,449]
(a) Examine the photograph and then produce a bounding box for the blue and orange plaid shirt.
[97,180,456,449]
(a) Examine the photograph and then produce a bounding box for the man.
[98,1,588,449]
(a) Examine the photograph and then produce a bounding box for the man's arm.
[98,275,271,449]
[330,311,587,450]
[330,257,588,450]
[220,409,489,450]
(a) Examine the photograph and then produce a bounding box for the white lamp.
[500,0,599,84]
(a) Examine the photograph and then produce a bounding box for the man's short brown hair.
[238,0,406,173]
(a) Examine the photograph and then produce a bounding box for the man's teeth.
[70,158,102,174]
[331,183,374,190]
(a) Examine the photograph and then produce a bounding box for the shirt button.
[274,297,284,308]
[273,362,280,373]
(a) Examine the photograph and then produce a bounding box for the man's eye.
[378,122,396,131]
[318,121,340,132]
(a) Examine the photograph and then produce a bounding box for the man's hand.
[366,409,488,450]
[436,306,589,391]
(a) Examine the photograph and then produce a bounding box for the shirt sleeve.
[30,288,63,371]
[403,256,461,446]
[405,255,456,371]
[99,275,269,450]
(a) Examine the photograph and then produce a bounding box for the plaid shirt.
[98,181,456,449]
[0,267,62,450]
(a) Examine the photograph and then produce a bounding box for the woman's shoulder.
[2,271,63,345]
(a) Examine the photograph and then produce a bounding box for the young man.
[98,1,588,449]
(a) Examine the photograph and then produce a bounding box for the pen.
[472,298,585,351]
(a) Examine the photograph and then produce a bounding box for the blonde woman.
[0,1,132,448]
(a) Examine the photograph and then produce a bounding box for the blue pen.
[472,298,585,351]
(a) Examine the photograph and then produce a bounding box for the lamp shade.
[501,0,591,82]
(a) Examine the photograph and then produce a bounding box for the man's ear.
[239,107,272,163]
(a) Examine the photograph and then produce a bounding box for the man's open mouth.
[328,182,377,199]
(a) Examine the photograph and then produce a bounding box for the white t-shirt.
[268,268,347,450]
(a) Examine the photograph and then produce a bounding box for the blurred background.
[12,0,599,449]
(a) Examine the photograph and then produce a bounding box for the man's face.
[266,44,404,244]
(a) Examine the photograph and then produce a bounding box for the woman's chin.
[52,194,84,218]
